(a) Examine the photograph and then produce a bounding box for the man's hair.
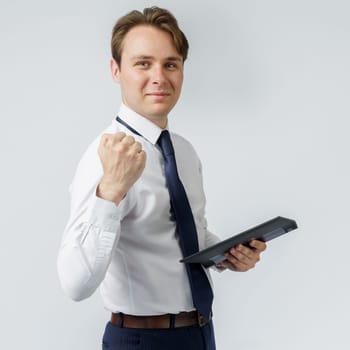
[111,6,189,66]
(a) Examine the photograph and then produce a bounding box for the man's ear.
[110,58,121,83]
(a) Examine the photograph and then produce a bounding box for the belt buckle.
[197,312,208,327]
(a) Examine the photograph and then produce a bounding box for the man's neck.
[121,103,168,129]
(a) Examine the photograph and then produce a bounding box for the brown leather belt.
[111,311,209,329]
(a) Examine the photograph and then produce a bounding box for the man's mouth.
[146,92,170,97]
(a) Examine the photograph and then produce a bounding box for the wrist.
[96,179,126,206]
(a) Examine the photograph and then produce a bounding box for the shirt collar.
[117,103,166,145]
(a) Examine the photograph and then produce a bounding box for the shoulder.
[170,132,203,171]
[170,132,198,157]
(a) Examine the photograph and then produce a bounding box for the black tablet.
[180,216,297,268]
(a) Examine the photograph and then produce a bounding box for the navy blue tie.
[157,130,213,321]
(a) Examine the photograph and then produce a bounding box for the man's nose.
[151,66,167,85]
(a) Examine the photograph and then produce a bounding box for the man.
[57,6,266,350]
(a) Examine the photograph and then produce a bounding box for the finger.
[233,246,260,267]
[136,150,147,166]
[237,245,262,266]
[225,251,250,267]
[219,260,238,271]
[249,240,267,252]
[230,245,254,261]
[215,263,227,271]
[114,132,127,142]
[121,135,135,146]
[131,141,143,153]
[100,133,114,146]
[222,257,248,272]
[231,260,249,272]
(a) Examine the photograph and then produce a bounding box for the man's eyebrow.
[131,55,182,61]
[131,55,154,60]
[166,56,182,62]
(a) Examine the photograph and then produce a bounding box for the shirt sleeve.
[196,157,222,249]
[57,136,133,301]
[193,151,224,272]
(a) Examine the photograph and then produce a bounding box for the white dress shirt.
[57,104,221,315]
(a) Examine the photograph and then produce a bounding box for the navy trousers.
[102,320,216,350]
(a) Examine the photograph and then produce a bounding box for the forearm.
[57,196,122,301]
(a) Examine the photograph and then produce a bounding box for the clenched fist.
[96,132,146,205]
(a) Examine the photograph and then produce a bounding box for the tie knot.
[158,130,174,157]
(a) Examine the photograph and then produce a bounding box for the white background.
[1,0,349,349]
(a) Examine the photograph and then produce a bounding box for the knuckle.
[100,133,110,143]
[140,151,147,160]
[125,135,135,143]
[259,241,266,249]
[116,131,126,137]
[116,143,128,153]
[115,132,126,143]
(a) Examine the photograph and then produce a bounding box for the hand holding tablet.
[180,216,298,268]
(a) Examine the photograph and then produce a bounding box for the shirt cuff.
[90,196,122,233]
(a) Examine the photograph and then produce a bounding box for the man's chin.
[145,105,172,119]
[137,108,170,127]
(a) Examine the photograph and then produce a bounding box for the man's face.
[110,25,184,128]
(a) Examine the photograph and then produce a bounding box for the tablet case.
[180,216,297,268]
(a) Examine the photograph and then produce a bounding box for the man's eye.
[136,61,149,68]
[166,63,177,69]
